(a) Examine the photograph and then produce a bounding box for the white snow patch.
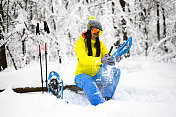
[0,57,176,117]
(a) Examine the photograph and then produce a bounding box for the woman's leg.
[75,74,105,106]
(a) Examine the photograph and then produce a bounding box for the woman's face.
[91,30,99,39]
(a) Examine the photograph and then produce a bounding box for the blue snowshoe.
[48,71,63,99]
[95,36,132,100]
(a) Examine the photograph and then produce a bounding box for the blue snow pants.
[75,66,121,106]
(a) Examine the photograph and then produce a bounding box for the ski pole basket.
[48,71,63,99]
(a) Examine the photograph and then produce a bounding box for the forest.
[0,0,176,71]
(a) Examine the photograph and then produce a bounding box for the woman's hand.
[101,56,115,66]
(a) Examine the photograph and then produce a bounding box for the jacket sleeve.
[75,38,102,66]
[100,41,109,57]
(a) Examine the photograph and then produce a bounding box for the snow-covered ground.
[0,57,176,117]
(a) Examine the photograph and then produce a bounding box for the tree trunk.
[157,3,160,41]
[112,1,115,14]
[25,0,28,11]
[144,25,149,56]
[0,45,7,71]
[51,0,56,30]
[6,0,10,33]
[119,0,130,57]
[21,29,26,56]
[162,8,166,38]
[0,33,7,71]
[119,0,126,12]
[143,7,149,56]
[0,1,5,32]
[30,1,33,20]
[0,1,7,71]
[162,7,168,53]
[6,46,17,70]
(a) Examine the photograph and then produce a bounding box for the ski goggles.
[91,27,103,36]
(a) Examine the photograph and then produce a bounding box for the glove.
[101,56,115,66]
[105,53,122,62]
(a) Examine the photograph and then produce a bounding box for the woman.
[74,16,120,106]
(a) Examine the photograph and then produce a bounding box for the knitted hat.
[87,16,102,31]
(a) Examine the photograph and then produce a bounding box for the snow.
[0,57,176,117]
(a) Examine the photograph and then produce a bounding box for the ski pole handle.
[43,21,50,34]
[36,23,40,35]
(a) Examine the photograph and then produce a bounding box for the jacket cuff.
[96,57,102,65]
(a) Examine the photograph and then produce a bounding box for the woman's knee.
[75,74,93,88]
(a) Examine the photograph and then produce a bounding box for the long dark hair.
[85,30,100,57]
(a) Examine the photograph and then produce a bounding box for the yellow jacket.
[75,32,109,76]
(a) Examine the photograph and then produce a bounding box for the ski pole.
[36,23,40,35]
[43,21,50,34]
[45,43,47,88]
[39,45,44,93]
[108,46,113,56]
[43,21,50,88]
[36,23,44,93]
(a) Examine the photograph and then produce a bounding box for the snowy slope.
[0,57,176,117]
